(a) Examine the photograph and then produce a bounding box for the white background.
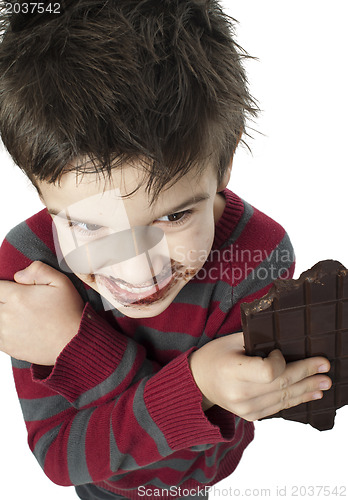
[0,1,347,498]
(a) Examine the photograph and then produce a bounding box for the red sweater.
[0,189,294,499]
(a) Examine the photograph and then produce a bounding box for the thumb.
[14,261,64,286]
[234,346,286,384]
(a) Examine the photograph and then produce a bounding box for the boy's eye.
[69,221,103,233]
[165,212,185,222]
[155,210,191,225]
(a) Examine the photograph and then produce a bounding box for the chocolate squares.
[241,260,348,431]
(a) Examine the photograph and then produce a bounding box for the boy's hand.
[189,332,332,420]
[0,261,84,366]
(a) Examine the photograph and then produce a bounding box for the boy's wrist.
[188,350,214,412]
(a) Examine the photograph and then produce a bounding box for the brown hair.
[0,0,258,199]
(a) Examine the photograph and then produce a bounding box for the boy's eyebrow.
[47,208,92,225]
[47,192,210,222]
[156,192,210,217]
[48,209,106,228]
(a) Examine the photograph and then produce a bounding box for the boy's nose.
[59,225,170,278]
[107,251,170,286]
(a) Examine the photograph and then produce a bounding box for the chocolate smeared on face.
[93,259,199,307]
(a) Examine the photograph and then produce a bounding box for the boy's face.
[37,161,230,318]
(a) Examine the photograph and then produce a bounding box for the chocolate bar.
[241,260,348,431]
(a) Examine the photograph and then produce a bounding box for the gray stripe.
[133,325,202,353]
[195,330,212,349]
[146,457,202,473]
[11,358,31,369]
[221,199,254,249]
[6,221,58,267]
[133,378,172,457]
[188,432,245,485]
[85,287,106,313]
[116,467,212,491]
[67,409,93,484]
[232,232,294,306]
[109,417,140,472]
[19,395,72,422]
[111,307,126,319]
[74,339,138,408]
[216,281,233,313]
[33,423,63,469]
[190,444,215,453]
[163,468,210,485]
[174,282,217,306]
[144,450,219,472]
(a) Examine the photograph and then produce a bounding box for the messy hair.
[0,0,258,199]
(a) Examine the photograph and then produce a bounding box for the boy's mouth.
[94,260,185,306]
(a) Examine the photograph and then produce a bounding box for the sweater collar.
[212,188,244,250]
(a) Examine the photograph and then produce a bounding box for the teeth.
[116,281,155,293]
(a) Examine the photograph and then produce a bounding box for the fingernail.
[318,364,329,373]
[319,381,331,390]
[14,270,24,278]
[312,392,322,400]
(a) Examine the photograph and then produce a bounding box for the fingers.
[239,373,332,422]
[275,356,331,390]
[13,261,65,286]
[0,280,25,303]
[236,344,330,389]
[0,262,66,303]
[231,347,331,408]
[232,356,332,421]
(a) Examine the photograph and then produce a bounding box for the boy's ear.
[217,156,233,192]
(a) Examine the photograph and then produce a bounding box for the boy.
[0,1,332,499]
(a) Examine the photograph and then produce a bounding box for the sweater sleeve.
[12,338,227,486]
[1,226,233,487]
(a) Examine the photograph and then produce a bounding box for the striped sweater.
[0,189,295,499]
